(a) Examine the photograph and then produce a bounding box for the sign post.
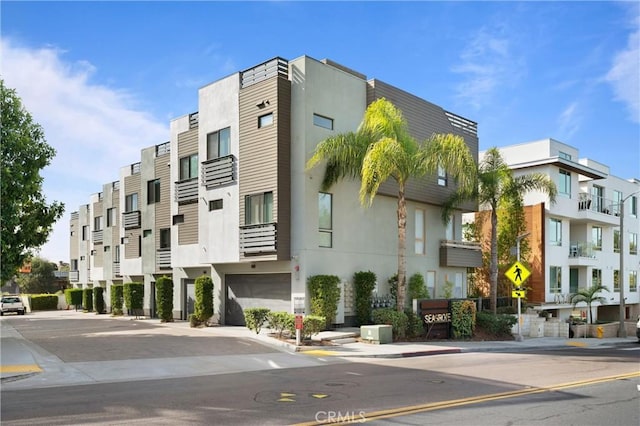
[505,260,531,341]
[295,314,303,346]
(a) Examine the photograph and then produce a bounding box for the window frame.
[147,179,161,204]
[206,127,231,160]
[549,218,562,246]
[258,113,273,128]
[549,266,562,294]
[558,169,571,197]
[94,216,103,231]
[437,166,447,187]
[125,193,138,213]
[245,192,273,225]
[318,192,333,248]
[179,154,198,181]
[209,199,223,211]
[159,228,171,249]
[313,113,334,130]
[630,232,638,255]
[591,226,602,251]
[415,208,425,254]
[630,271,638,292]
[106,207,116,227]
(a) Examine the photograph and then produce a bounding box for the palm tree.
[443,147,557,313]
[306,98,476,311]
[570,284,608,324]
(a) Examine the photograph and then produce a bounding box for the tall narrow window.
[106,207,116,227]
[592,268,602,287]
[415,209,425,254]
[630,271,638,292]
[549,218,562,246]
[445,215,454,241]
[160,228,171,249]
[245,192,273,225]
[614,229,620,253]
[549,266,562,294]
[437,166,447,186]
[613,269,620,292]
[631,196,638,217]
[630,232,638,255]
[147,179,160,204]
[207,127,231,160]
[318,192,332,248]
[125,193,138,212]
[82,225,89,241]
[94,216,103,231]
[426,271,436,299]
[613,190,622,215]
[558,169,571,197]
[179,154,198,180]
[591,226,602,250]
[591,185,604,213]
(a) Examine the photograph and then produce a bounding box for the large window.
[147,179,160,204]
[614,229,620,253]
[318,192,332,248]
[630,271,638,292]
[549,218,562,246]
[630,232,638,255]
[125,193,138,212]
[94,216,103,231]
[179,154,198,181]
[313,113,334,130]
[558,169,571,197]
[106,207,116,227]
[415,209,425,254]
[160,228,171,249]
[245,192,273,225]
[207,127,230,160]
[549,266,562,294]
[591,226,602,250]
[592,268,602,287]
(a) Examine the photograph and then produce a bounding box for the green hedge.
[267,311,294,338]
[156,276,174,322]
[408,273,429,302]
[82,288,94,312]
[354,271,376,326]
[476,311,517,337]
[308,275,340,330]
[123,282,144,316]
[292,315,325,340]
[30,294,58,311]
[110,284,124,315]
[94,287,106,314]
[193,275,214,326]
[244,308,271,334]
[372,308,408,340]
[451,300,476,339]
[65,288,83,311]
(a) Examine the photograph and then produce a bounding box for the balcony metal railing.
[202,155,236,188]
[70,211,79,221]
[175,177,198,204]
[113,262,121,277]
[92,229,104,244]
[241,57,288,88]
[122,211,141,229]
[155,141,170,156]
[568,241,596,258]
[156,249,171,269]
[578,193,619,216]
[240,223,277,254]
[189,112,199,129]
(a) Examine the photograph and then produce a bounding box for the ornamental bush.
[110,284,124,315]
[451,300,476,339]
[65,288,83,311]
[267,311,295,338]
[354,271,376,326]
[244,308,270,334]
[93,287,106,314]
[193,275,214,326]
[300,315,325,340]
[408,273,429,302]
[82,288,93,312]
[476,311,517,337]
[372,307,408,340]
[123,282,144,317]
[155,276,174,322]
[30,294,58,311]
[308,275,341,330]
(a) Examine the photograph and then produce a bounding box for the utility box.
[360,325,392,344]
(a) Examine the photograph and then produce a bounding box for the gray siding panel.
[178,202,198,245]
[155,155,171,245]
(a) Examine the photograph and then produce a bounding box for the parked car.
[636,315,640,342]
[1,295,26,315]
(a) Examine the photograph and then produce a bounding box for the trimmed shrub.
[82,288,94,312]
[123,282,144,316]
[300,315,325,340]
[405,309,425,338]
[65,288,83,311]
[451,300,476,339]
[244,308,270,334]
[354,271,376,326]
[372,307,408,340]
[110,284,124,315]
[193,275,214,326]
[30,294,58,311]
[267,311,295,338]
[308,275,341,330]
[476,311,517,337]
[94,287,106,314]
[156,276,174,322]
[408,273,429,303]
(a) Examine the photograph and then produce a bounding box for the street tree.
[444,147,557,313]
[17,257,59,294]
[1,80,64,282]
[306,98,476,311]
[570,283,608,324]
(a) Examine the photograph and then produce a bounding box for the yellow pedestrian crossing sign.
[505,261,530,286]
[512,290,526,298]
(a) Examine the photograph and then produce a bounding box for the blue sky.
[2,1,639,263]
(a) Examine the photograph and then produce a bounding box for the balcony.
[122,211,141,229]
[240,223,277,255]
[202,155,236,189]
[175,177,198,204]
[576,193,620,225]
[92,229,103,244]
[439,240,482,268]
[568,241,598,266]
[156,249,171,269]
[69,270,79,282]
[113,262,121,277]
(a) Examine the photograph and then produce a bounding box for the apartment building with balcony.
[488,139,639,322]
[70,55,482,323]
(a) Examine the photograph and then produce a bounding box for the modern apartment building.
[481,139,639,323]
[69,55,482,325]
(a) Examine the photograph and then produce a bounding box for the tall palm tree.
[443,147,557,313]
[570,283,608,324]
[306,98,476,311]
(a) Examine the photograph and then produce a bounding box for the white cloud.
[1,38,169,263]
[557,101,582,140]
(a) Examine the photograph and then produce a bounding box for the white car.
[636,315,640,342]
[0,296,26,315]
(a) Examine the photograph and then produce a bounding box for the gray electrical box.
[360,325,392,344]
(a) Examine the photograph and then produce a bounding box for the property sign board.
[418,299,452,340]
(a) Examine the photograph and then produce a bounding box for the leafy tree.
[443,147,557,313]
[570,284,608,324]
[307,98,476,312]
[1,80,64,282]
[17,257,60,294]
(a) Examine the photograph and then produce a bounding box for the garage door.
[225,273,291,326]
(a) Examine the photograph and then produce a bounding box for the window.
[143,229,152,238]
[107,207,116,227]
[632,196,638,217]
[426,271,436,299]
[614,229,620,253]
[445,215,454,241]
[415,209,425,254]
[613,190,622,216]
[82,225,89,241]
[71,259,78,270]
[549,266,561,293]
[613,269,620,292]
[258,113,273,128]
[160,228,171,249]
[209,199,223,211]
[313,113,333,130]
[147,179,160,204]
[549,218,562,246]
[94,216,103,231]
[318,192,333,248]
[172,214,184,225]
[558,169,571,197]
[179,154,198,180]
[104,246,110,252]
[437,166,447,186]
[125,193,138,212]
[245,192,273,225]
[207,127,230,160]
[559,151,572,160]
[591,226,602,250]
[114,245,120,263]
[630,271,638,292]
[592,268,602,287]
[591,185,604,212]
[630,232,638,255]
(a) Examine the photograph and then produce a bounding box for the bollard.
[596,326,604,339]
